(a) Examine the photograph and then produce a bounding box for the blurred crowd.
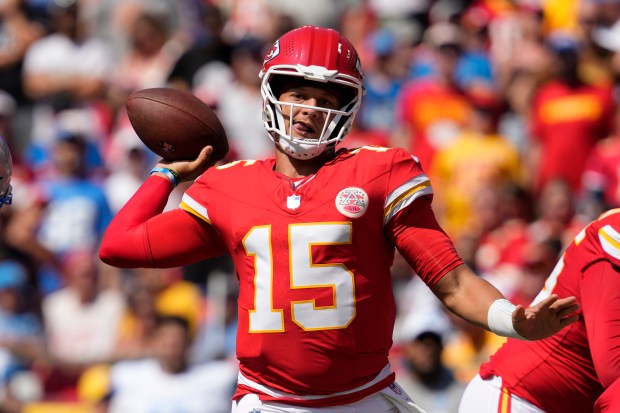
[1,0,620,412]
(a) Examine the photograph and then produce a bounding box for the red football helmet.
[0,136,12,207]
[260,26,364,159]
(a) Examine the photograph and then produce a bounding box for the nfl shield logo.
[287,194,301,210]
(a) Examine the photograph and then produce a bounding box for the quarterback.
[100,26,578,412]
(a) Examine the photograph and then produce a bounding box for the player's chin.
[291,131,320,141]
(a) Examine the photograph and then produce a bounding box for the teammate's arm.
[581,259,620,411]
[594,379,620,413]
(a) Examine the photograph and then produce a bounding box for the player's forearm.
[99,175,173,267]
[431,264,504,330]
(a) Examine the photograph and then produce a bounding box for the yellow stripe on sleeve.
[180,194,211,224]
[599,225,620,260]
[383,177,432,225]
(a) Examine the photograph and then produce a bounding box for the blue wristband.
[150,167,179,187]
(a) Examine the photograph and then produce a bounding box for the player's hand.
[155,145,214,183]
[513,294,580,340]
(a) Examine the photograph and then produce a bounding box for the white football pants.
[232,382,427,413]
[459,374,546,413]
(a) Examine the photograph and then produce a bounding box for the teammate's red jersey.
[480,209,620,412]
[176,146,462,405]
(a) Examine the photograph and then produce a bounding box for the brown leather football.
[126,87,229,162]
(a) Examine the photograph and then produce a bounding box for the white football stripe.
[384,175,432,225]
[180,194,211,223]
[599,224,620,260]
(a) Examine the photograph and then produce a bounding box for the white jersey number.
[243,223,356,333]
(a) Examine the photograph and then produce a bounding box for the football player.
[0,135,13,208]
[100,26,578,412]
[459,208,620,413]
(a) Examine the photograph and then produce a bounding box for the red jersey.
[396,79,470,170]
[480,209,620,412]
[177,147,462,405]
[530,80,614,193]
[582,137,620,208]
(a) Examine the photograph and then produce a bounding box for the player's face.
[278,86,341,140]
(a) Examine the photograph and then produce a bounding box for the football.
[126,87,229,162]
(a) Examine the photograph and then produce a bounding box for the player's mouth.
[293,121,317,139]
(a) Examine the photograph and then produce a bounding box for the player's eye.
[288,92,304,101]
[317,98,338,109]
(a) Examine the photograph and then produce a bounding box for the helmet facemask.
[259,26,365,159]
[261,67,362,159]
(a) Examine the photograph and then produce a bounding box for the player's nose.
[300,99,321,116]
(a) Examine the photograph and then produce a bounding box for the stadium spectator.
[166,3,233,93]
[355,28,410,134]
[528,178,583,248]
[0,0,44,106]
[22,0,113,154]
[215,37,272,160]
[107,11,183,109]
[0,259,42,347]
[429,86,521,238]
[527,34,614,194]
[102,315,237,413]
[582,90,620,209]
[5,134,113,293]
[110,284,160,361]
[102,127,151,214]
[391,21,470,170]
[396,309,466,413]
[36,248,124,400]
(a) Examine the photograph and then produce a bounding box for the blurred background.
[0,0,619,412]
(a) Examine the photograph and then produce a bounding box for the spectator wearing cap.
[395,309,465,413]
